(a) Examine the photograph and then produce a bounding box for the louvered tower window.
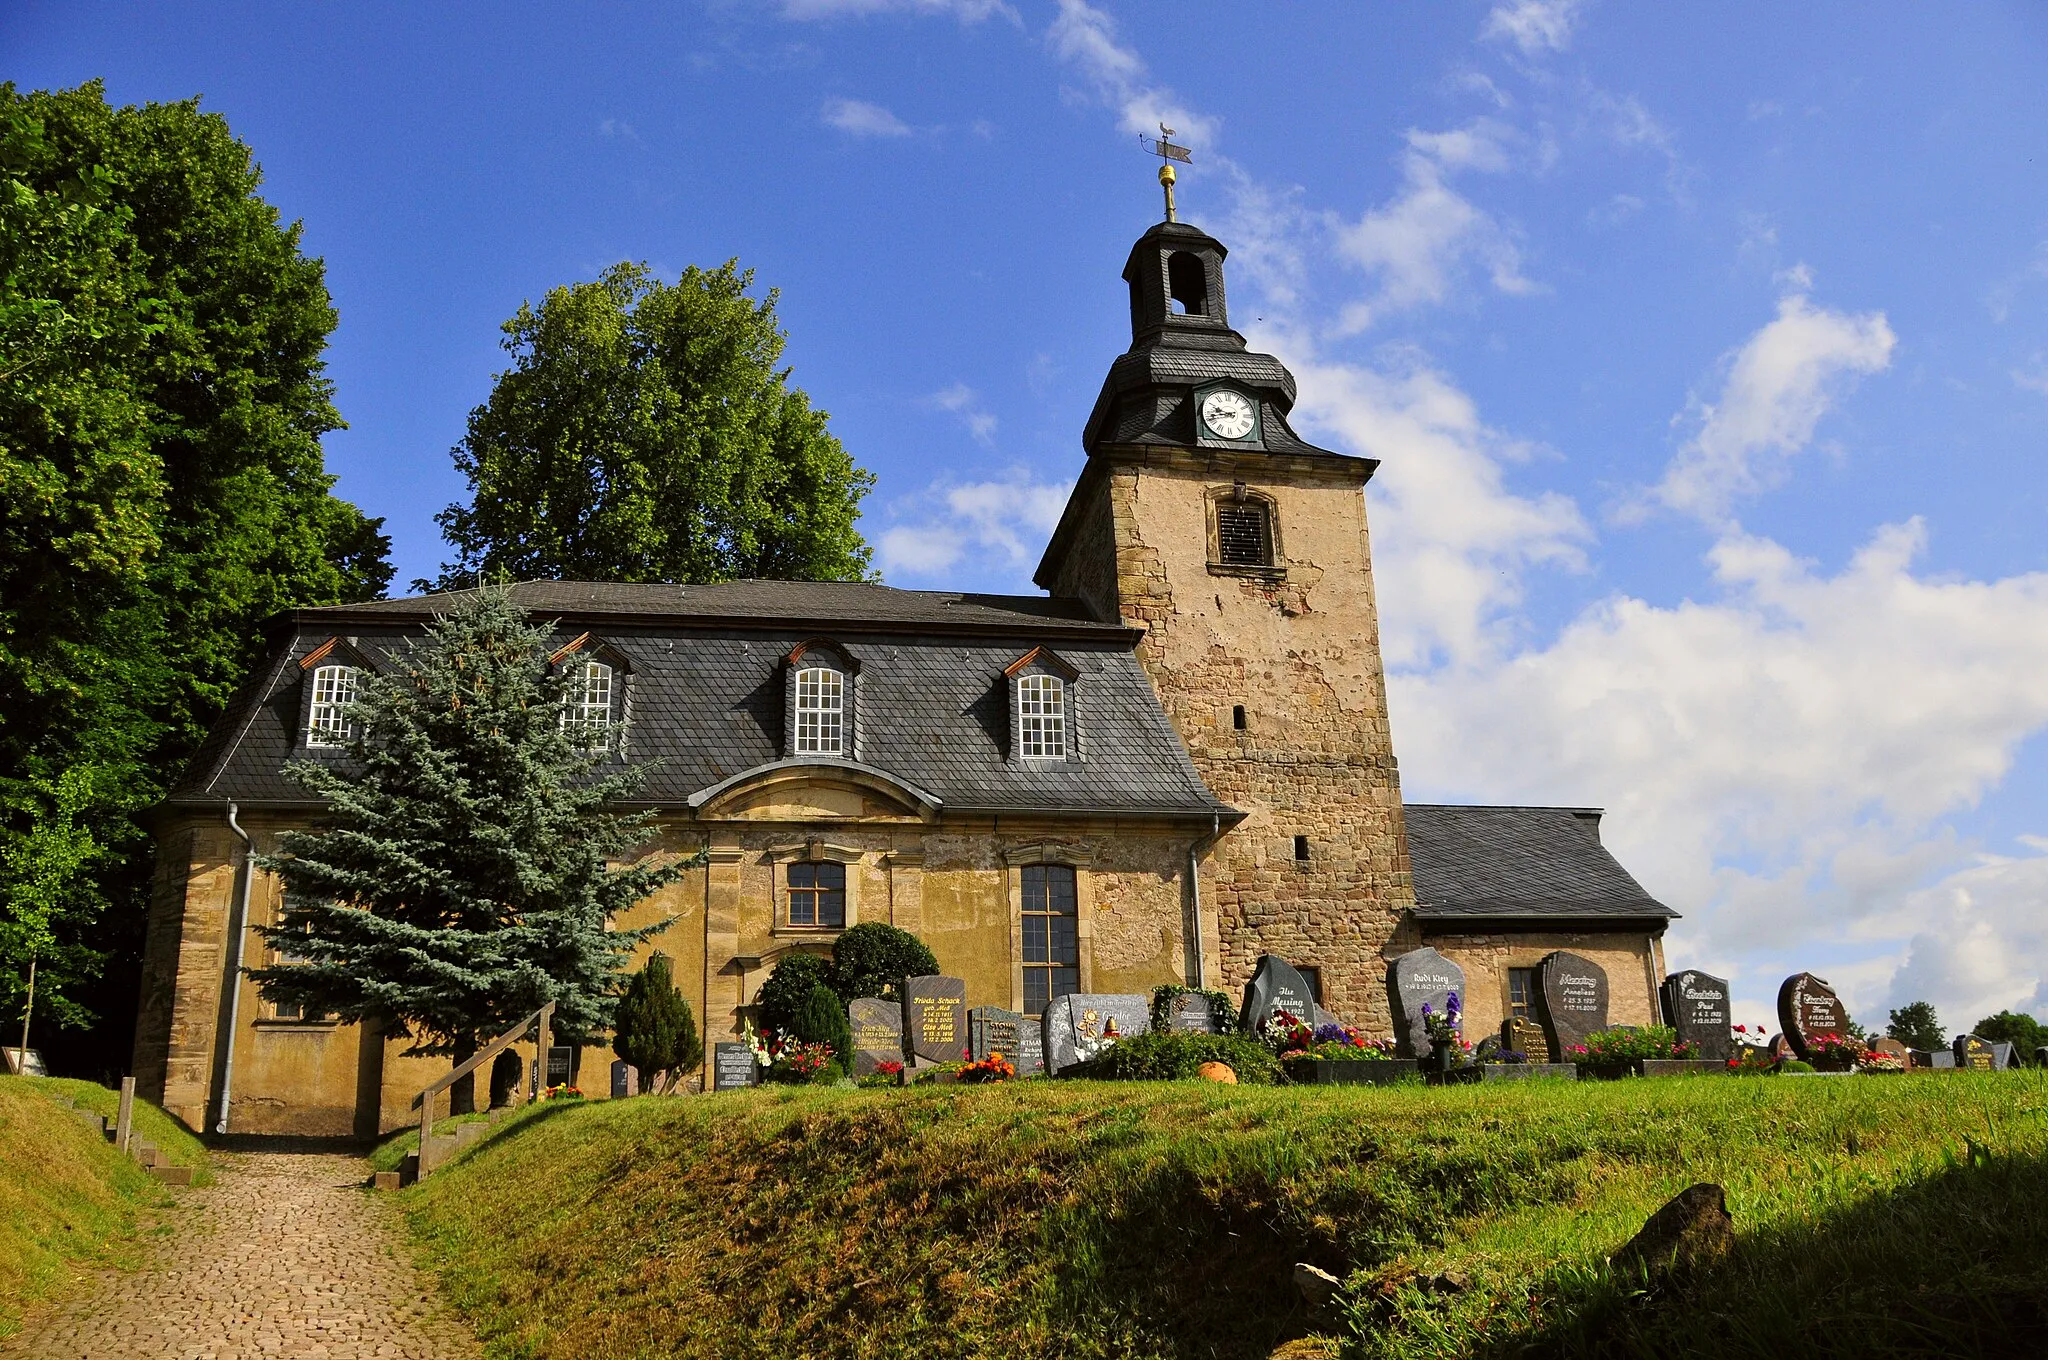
[1215,500,1273,567]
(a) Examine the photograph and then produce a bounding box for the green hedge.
[1069,1031,1282,1085]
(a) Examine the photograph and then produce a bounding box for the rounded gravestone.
[1238,955,1321,1037]
[1775,973,1847,1061]
[849,996,906,1077]
[1954,1034,1997,1071]
[1388,947,1465,1059]
[1042,993,1152,1075]
[1659,969,1733,1062]
[1536,951,1610,1056]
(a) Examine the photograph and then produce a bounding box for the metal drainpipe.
[213,802,257,1135]
[1185,812,1221,987]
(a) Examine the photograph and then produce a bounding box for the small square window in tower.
[1022,864,1079,1016]
[1216,499,1273,568]
[795,667,844,755]
[786,861,846,929]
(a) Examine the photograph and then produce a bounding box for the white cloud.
[782,0,1015,22]
[1641,289,1895,525]
[1333,120,1535,331]
[1045,0,1215,146]
[877,476,1070,579]
[598,118,638,141]
[821,97,912,138]
[927,382,997,445]
[1481,0,1590,55]
[2014,354,2048,396]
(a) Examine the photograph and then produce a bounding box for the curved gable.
[687,757,942,824]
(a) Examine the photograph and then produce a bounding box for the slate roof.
[170,580,1231,820]
[1404,804,1677,923]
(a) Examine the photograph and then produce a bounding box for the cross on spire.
[1143,123,1192,222]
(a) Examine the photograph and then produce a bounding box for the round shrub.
[791,982,855,1069]
[1071,1031,1282,1085]
[832,923,938,1002]
[756,951,835,1037]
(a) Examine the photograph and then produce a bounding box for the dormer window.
[563,659,614,751]
[306,664,360,748]
[1018,675,1066,759]
[794,667,844,755]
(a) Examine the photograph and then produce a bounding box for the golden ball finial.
[1158,163,1177,186]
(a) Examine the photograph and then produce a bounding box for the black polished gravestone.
[1162,991,1221,1035]
[1776,973,1849,1061]
[901,975,970,1065]
[1388,947,1466,1059]
[1660,969,1734,1062]
[609,1060,638,1100]
[1042,993,1152,1075]
[969,1006,1026,1065]
[711,1042,759,1091]
[849,997,906,1078]
[546,1045,576,1089]
[1238,955,1322,1037]
[1954,1034,1998,1071]
[1536,952,1610,1055]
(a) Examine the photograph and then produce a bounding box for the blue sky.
[12,0,2048,1035]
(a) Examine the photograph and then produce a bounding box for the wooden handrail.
[417,1000,554,1177]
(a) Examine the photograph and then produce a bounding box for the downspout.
[1184,812,1222,987]
[213,802,256,1135]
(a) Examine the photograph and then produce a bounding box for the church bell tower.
[1035,214,1416,1030]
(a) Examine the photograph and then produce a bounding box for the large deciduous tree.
[0,82,391,1073]
[429,261,874,589]
[249,585,691,1114]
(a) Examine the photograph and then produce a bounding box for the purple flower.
[1421,1003,1433,1016]
[1314,1023,1348,1044]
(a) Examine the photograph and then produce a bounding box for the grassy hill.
[398,1074,2048,1360]
[0,1075,209,1339]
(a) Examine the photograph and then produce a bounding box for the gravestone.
[546,1045,576,1088]
[1776,974,1849,1060]
[1912,1048,1956,1070]
[1870,1037,1910,1061]
[1769,1034,1793,1060]
[1017,1021,1045,1076]
[2037,1045,2048,1069]
[1,1047,46,1077]
[1990,1040,2017,1070]
[711,1042,758,1091]
[969,1006,1026,1065]
[1387,947,1466,1059]
[1501,1017,1551,1063]
[1536,951,1610,1055]
[849,997,906,1078]
[1659,970,1733,1062]
[901,975,969,1065]
[1239,955,1322,1037]
[1042,993,1152,1075]
[1954,1034,1997,1071]
[609,1060,638,1100]
[1162,991,1221,1035]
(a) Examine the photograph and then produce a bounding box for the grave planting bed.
[395,1071,2048,1360]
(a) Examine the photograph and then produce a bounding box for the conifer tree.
[613,952,698,1093]
[249,584,688,1113]
[792,983,854,1074]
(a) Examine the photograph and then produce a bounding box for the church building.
[134,211,1676,1137]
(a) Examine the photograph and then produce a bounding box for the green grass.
[395,1072,2048,1359]
[368,1107,511,1174]
[0,1075,209,1339]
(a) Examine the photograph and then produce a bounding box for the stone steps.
[46,1086,198,1185]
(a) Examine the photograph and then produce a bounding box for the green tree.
[249,585,687,1114]
[0,82,391,1073]
[1971,1010,2048,1061]
[430,260,874,590]
[613,952,700,1093]
[754,952,835,1039]
[831,922,938,1004]
[1886,1001,1945,1052]
[791,983,854,1073]
[2,766,110,1063]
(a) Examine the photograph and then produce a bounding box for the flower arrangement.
[1726,1046,1780,1075]
[747,1027,841,1084]
[1858,1047,1907,1073]
[1804,1032,1867,1072]
[958,1054,1016,1084]
[1420,993,1471,1070]
[855,1059,904,1089]
[1258,1009,1317,1055]
[543,1083,584,1100]
[1149,984,1239,1036]
[1568,1025,1696,1076]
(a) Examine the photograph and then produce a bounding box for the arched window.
[1017,674,1066,759]
[306,664,359,748]
[1167,251,1208,316]
[794,666,844,755]
[563,660,613,750]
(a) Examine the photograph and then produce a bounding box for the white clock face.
[1201,390,1256,441]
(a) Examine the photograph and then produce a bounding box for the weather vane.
[1142,123,1192,222]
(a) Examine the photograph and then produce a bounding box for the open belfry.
[137,187,1675,1136]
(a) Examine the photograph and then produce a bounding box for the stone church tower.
[1036,217,1415,1029]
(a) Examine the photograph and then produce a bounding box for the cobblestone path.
[5,1151,482,1360]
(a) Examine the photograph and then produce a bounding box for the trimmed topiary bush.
[831,922,939,1003]
[612,952,699,1093]
[1070,1031,1282,1085]
[792,982,855,1071]
[756,951,835,1038]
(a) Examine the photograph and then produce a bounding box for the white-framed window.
[563,659,613,750]
[794,667,844,755]
[306,664,359,748]
[1018,674,1066,759]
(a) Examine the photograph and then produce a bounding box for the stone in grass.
[1293,1262,1342,1310]
[1611,1183,1733,1277]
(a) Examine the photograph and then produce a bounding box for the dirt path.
[5,1150,482,1360]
